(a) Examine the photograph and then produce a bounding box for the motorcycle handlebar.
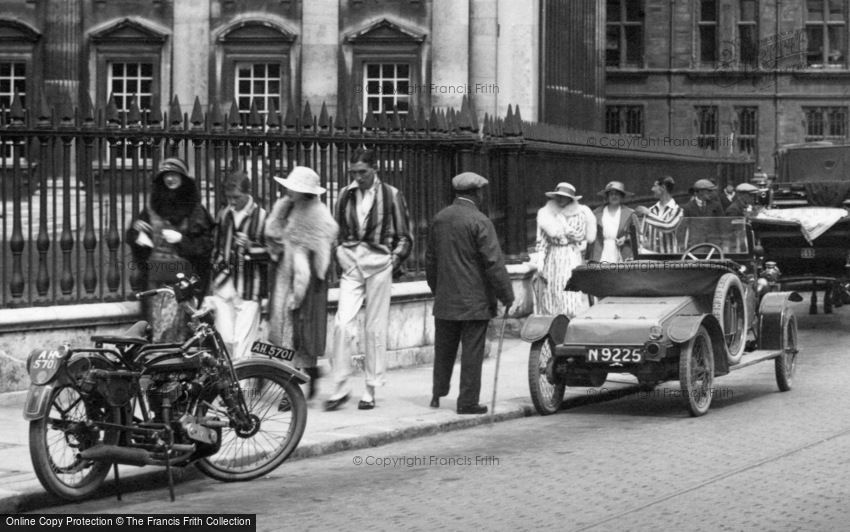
[132,287,172,300]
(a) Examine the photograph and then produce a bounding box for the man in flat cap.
[682,179,724,218]
[426,172,514,415]
[725,182,759,217]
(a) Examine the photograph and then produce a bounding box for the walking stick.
[489,308,510,424]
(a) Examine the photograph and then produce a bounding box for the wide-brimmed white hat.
[273,166,326,195]
[545,182,582,200]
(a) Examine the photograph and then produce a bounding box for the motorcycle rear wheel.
[195,363,307,481]
[29,385,117,501]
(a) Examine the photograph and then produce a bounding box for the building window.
[605,105,643,135]
[696,106,718,150]
[804,106,847,140]
[606,0,644,67]
[735,107,758,156]
[699,0,718,65]
[363,62,411,116]
[806,0,846,68]
[0,61,26,159]
[234,62,282,122]
[107,62,154,161]
[738,0,758,67]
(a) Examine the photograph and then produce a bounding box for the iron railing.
[0,93,753,308]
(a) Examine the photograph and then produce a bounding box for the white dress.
[600,206,622,263]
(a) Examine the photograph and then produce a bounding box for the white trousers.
[330,261,393,392]
[205,292,260,360]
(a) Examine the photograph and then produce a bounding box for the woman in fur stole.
[265,167,339,398]
[534,182,596,318]
[127,157,214,342]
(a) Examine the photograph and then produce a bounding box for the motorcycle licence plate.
[587,347,643,363]
[251,341,295,361]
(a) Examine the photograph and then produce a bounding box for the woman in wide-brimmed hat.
[533,182,596,318]
[589,181,637,263]
[127,156,214,342]
[265,166,339,400]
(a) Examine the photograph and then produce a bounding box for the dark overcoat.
[426,198,514,321]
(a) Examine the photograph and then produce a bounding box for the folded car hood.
[564,296,699,345]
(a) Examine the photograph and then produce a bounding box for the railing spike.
[105,93,120,126]
[348,101,362,131]
[301,101,313,130]
[211,100,223,131]
[169,95,183,128]
[190,96,205,129]
[81,91,95,126]
[363,109,377,131]
[266,98,280,129]
[127,95,141,126]
[148,104,163,129]
[318,101,330,130]
[283,100,297,130]
[37,93,51,127]
[228,98,242,129]
[248,99,263,129]
[9,92,25,125]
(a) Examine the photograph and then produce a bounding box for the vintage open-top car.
[521,217,801,417]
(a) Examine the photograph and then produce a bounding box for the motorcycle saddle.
[91,320,151,346]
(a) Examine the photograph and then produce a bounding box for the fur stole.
[537,200,596,242]
[265,196,339,282]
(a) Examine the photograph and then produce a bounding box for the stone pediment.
[90,18,168,44]
[217,21,296,44]
[0,19,41,42]
[345,18,425,44]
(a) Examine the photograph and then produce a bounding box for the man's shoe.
[429,396,439,408]
[457,404,488,415]
[323,393,349,411]
[357,399,375,410]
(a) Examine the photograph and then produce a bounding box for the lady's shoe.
[323,393,349,411]
[357,399,375,410]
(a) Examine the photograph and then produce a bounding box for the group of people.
[128,150,514,416]
[532,175,763,319]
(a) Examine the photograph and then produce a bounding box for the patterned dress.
[534,203,590,318]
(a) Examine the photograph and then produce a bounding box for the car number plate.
[800,248,815,259]
[251,341,295,361]
[587,347,643,363]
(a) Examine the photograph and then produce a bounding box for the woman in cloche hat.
[589,181,637,263]
[533,182,596,318]
[265,166,339,400]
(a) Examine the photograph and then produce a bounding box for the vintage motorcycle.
[22,274,308,501]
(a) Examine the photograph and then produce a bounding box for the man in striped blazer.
[634,176,684,254]
[206,169,268,360]
[325,148,413,411]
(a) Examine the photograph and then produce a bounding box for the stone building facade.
[0,0,604,130]
[605,0,850,174]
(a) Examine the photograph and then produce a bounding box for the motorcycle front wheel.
[29,385,118,501]
[195,362,307,481]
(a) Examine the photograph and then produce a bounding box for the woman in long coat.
[127,157,214,342]
[533,182,596,318]
[590,181,637,263]
[264,167,339,398]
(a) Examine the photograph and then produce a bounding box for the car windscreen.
[635,216,749,258]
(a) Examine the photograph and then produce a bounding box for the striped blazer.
[211,200,268,300]
[336,178,413,267]
[642,199,683,254]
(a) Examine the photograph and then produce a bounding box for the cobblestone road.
[37,300,850,531]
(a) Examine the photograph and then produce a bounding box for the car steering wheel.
[680,243,725,261]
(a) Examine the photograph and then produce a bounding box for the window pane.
[140,63,152,77]
[740,26,758,65]
[701,0,717,21]
[625,106,643,134]
[268,64,280,78]
[397,64,409,77]
[397,80,409,94]
[807,26,824,64]
[253,64,264,77]
[382,64,394,78]
[741,0,756,22]
[625,0,643,21]
[253,80,265,93]
[606,26,621,66]
[700,26,717,62]
[607,0,621,22]
[828,108,846,136]
[827,25,845,64]
[829,0,844,21]
[625,26,643,65]
[239,80,250,93]
[396,99,409,112]
[111,63,124,76]
[0,80,9,93]
[366,81,380,95]
[268,80,280,94]
[605,106,620,133]
[366,64,380,78]
[238,66,251,77]
[0,63,9,77]
[808,0,824,21]
[126,63,137,77]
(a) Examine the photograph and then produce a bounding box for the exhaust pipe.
[79,445,153,466]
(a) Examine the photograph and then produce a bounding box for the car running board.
[729,350,783,371]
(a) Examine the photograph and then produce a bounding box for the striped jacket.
[642,198,683,254]
[211,199,268,300]
[336,178,413,273]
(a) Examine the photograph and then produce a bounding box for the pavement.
[0,335,643,513]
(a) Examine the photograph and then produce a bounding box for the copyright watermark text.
[352,455,500,467]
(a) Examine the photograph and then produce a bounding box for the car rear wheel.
[678,325,715,417]
[713,273,747,365]
[528,337,565,416]
[775,312,798,392]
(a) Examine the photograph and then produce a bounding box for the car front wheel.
[678,325,715,417]
[528,337,566,415]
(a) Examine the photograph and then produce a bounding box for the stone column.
[172,0,210,111]
[43,0,82,107]
[470,0,498,122]
[431,0,470,110]
[302,0,339,117]
[496,0,539,120]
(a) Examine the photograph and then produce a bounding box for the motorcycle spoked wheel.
[195,362,307,482]
[29,384,119,501]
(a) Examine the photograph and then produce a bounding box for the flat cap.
[693,179,717,190]
[452,172,489,191]
[735,183,759,193]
